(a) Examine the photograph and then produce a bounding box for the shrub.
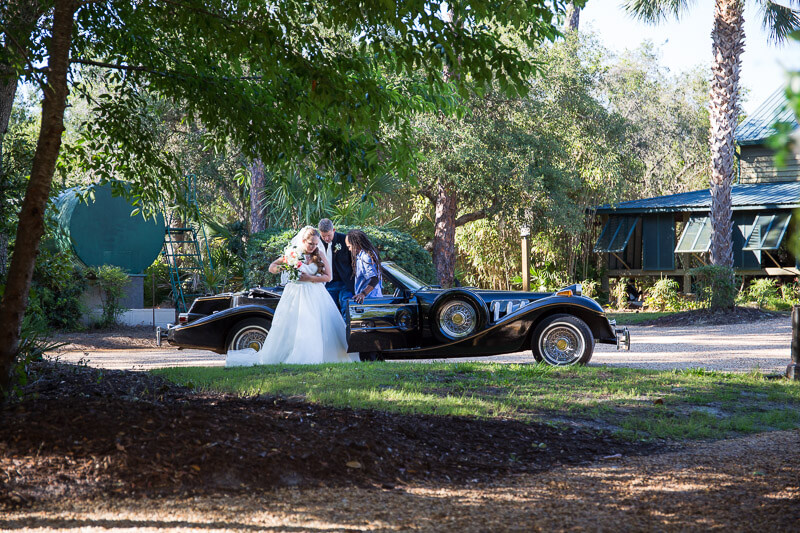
[528,262,569,291]
[143,259,172,307]
[580,279,598,299]
[2,316,66,399]
[690,265,737,309]
[26,245,87,330]
[645,278,681,311]
[746,278,779,308]
[610,279,627,310]
[245,226,436,287]
[208,242,245,292]
[91,265,130,327]
[779,281,800,303]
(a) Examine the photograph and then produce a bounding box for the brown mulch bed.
[637,306,787,327]
[0,361,661,509]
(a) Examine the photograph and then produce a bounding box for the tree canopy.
[0,0,567,394]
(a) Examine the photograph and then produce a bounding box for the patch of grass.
[607,312,674,325]
[153,363,800,442]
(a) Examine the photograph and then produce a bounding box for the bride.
[226,226,355,366]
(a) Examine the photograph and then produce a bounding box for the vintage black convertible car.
[157,262,630,366]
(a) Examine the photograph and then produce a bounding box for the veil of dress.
[226,228,355,366]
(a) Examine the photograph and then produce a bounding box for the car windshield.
[382,262,427,291]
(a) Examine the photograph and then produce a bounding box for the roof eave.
[594,203,800,215]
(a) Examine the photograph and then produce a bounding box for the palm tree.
[624,0,799,272]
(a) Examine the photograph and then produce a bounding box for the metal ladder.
[161,175,214,313]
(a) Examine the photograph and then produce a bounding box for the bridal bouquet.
[280,245,304,283]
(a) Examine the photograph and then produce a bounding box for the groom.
[318,218,354,316]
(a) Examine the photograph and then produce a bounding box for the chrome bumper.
[156,324,173,347]
[615,326,630,351]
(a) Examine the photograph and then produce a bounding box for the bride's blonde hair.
[299,226,325,272]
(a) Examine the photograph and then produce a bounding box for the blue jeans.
[326,281,354,318]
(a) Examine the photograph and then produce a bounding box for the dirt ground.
[1,360,798,532]
[2,312,798,531]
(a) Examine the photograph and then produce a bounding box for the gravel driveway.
[52,316,793,374]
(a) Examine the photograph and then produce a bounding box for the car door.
[346,294,420,352]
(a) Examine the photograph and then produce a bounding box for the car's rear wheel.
[531,314,594,366]
[226,317,271,352]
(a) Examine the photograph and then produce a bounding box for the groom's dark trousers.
[326,281,354,317]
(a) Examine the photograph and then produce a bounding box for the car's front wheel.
[430,294,485,343]
[226,317,271,352]
[531,314,594,366]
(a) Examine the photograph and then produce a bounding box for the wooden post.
[788,305,800,380]
[681,213,691,295]
[683,259,692,294]
[521,227,530,291]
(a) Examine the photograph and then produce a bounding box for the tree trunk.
[0,75,16,278]
[708,0,744,271]
[0,0,40,279]
[433,179,457,288]
[248,158,267,234]
[0,0,74,395]
[430,6,460,288]
[0,79,16,144]
[564,3,580,32]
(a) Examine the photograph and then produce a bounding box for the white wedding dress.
[226,262,355,366]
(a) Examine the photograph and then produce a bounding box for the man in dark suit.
[318,218,354,316]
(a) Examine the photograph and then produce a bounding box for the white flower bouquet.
[280,245,304,283]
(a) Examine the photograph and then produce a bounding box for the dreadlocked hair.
[346,229,381,279]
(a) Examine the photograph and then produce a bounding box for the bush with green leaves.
[25,245,87,330]
[645,278,681,311]
[610,279,628,310]
[580,279,599,299]
[207,241,245,292]
[690,265,737,309]
[745,278,780,308]
[143,259,172,307]
[529,263,570,292]
[3,315,66,399]
[91,265,130,328]
[779,281,800,303]
[245,226,435,287]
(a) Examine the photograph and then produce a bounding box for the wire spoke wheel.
[540,325,584,365]
[532,314,594,366]
[232,328,267,351]
[227,318,271,352]
[438,300,478,339]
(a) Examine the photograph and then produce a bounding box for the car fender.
[509,296,615,344]
[428,289,489,342]
[168,305,276,354]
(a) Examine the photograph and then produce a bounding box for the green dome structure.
[55,184,165,274]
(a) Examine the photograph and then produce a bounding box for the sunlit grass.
[154,362,800,441]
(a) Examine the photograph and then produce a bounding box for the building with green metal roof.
[593,88,799,293]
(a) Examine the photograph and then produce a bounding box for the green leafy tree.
[0,88,38,278]
[400,34,648,288]
[411,87,563,287]
[768,30,799,168]
[0,0,564,394]
[624,0,800,282]
[603,44,710,198]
